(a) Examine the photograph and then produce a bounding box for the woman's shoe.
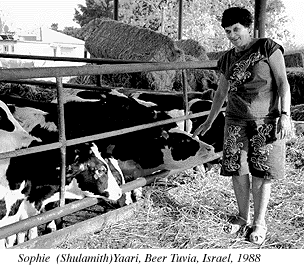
[249,224,267,245]
[224,215,250,234]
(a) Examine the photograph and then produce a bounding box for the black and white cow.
[0,100,40,248]
[6,90,216,178]
[3,142,123,246]
[128,90,225,155]
[0,101,123,248]
[128,90,225,170]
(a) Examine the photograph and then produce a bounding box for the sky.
[282,0,304,44]
[1,0,304,44]
[0,0,86,30]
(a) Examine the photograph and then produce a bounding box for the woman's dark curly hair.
[221,7,253,28]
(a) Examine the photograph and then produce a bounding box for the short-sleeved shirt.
[218,38,284,120]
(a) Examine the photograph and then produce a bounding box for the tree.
[74,0,114,27]
[51,23,59,31]
[72,0,294,51]
[119,0,176,33]
[264,0,295,45]
[62,26,83,40]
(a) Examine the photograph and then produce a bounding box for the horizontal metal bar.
[11,199,143,249]
[0,79,215,97]
[1,149,223,240]
[0,53,149,64]
[0,142,62,159]
[0,108,225,160]
[0,170,170,239]
[0,60,218,80]
[1,151,224,240]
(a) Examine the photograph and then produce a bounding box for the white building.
[0,27,85,69]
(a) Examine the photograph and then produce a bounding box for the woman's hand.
[192,120,212,138]
[277,114,293,139]
[192,74,228,140]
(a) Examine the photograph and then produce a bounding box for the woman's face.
[224,23,251,49]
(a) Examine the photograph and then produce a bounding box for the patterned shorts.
[221,117,286,180]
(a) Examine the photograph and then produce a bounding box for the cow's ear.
[161,130,169,139]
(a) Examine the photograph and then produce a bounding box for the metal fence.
[0,53,219,245]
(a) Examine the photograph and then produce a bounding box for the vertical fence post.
[113,0,119,20]
[178,0,183,40]
[178,0,188,132]
[182,70,189,132]
[56,77,67,207]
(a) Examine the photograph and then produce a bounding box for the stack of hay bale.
[0,82,56,102]
[79,18,185,91]
[174,39,218,91]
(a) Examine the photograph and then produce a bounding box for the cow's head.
[0,101,40,153]
[68,143,122,201]
[115,129,216,179]
[160,128,215,170]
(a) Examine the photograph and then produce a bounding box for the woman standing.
[193,6,292,245]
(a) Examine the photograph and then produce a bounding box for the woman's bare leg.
[250,176,271,244]
[251,176,271,226]
[232,174,251,222]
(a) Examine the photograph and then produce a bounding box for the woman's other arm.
[269,48,292,139]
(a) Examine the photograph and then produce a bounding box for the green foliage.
[265,0,295,46]
[49,22,83,40]
[51,23,59,31]
[119,0,177,36]
[70,0,294,52]
[61,26,83,40]
[74,0,114,27]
